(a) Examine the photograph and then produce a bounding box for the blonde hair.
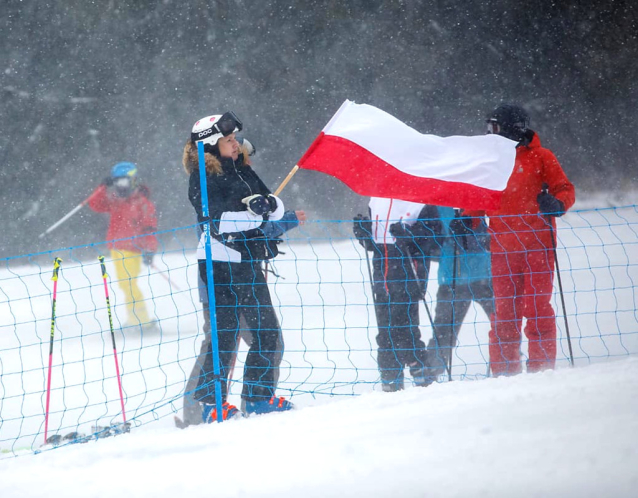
[182,140,251,175]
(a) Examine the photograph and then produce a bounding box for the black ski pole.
[421,289,436,332]
[447,240,458,381]
[363,245,374,296]
[408,256,436,332]
[547,221,574,366]
[446,209,468,381]
[541,184,574,366]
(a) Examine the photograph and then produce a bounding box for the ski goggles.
[486,120,501,135]
[215,111,243,137]
[114,177,133,188]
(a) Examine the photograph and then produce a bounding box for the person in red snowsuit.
[466,105,575,375]
[88,162,158,330]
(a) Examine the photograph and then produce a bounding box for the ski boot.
[202,402,243,423]
[244,396,294,415]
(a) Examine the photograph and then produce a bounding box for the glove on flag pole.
[295,100,517,210]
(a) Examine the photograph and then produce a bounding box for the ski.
[41,422,131,448]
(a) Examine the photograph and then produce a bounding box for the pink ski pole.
[98,255,127,423]
[44,257,62,444]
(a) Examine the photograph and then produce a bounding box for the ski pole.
[150,262,181,290]
[408,257,436,331]
[422,294,436,332]
[38,191,97,239]
[360,241,381,338]
[541,184,574,366]
[447,240,458,382]
[44,257,62,444]
[363,245,374,293]
[445,211,472,380]
[443,209,468,381]
[98,255,127,423]
[197,141,224,422]
[547,223,574,366]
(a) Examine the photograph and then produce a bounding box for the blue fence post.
[197,141,224,422]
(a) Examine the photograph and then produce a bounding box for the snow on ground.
[1,358,637,498]
[1,205,637,496]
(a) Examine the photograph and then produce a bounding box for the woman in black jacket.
[183,112,293,421]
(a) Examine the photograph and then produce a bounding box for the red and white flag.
[297,100,517,210]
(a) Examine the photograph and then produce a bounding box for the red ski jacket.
[88,185,158,253]
[466,132,575,252]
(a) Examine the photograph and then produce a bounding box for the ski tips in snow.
[92,422,131,439]
[40,422,131,450]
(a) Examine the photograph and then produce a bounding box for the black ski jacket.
[188,153,278,261]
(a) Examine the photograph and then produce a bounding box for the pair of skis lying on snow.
[42,423,131,448]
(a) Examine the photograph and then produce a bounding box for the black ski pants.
[195,260,283,404]
[372,244,428,386]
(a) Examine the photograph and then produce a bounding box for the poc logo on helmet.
[198,129,213,138]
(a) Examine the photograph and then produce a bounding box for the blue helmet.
[111,162,137,178]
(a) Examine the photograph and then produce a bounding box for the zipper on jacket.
[232,159,253,196]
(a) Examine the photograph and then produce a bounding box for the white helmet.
[190,111,243,146]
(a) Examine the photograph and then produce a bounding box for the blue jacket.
[261,210,300,239]
[437,206,491,286]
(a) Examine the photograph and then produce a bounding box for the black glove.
[389,222,415,252]
[537,191,565,216]
[242,194,273,216]
[353,214,374,251]
[266,194,278,212]
[143,253,154,266]
[417,218,443,238]
[449,217,474,237]
[103,177,114,187]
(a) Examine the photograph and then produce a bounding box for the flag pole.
[273,165,299,196]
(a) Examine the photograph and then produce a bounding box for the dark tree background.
[1,0,636,257]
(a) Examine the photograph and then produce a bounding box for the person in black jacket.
[183,112,293,421]
[353,198,442,392]
[178,137,306,428]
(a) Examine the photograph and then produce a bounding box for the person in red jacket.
[465,104,575,375]
[88,162,159,330]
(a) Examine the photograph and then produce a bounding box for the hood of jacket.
[517,129,540,149]
[182,141,252,175]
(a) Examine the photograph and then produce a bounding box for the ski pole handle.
[98,254,108,279]
[51,257,62,282]
[98,255,114,337]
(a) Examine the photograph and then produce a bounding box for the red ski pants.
[489,246,556,375]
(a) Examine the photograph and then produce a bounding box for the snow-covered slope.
[2,358,637,498]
